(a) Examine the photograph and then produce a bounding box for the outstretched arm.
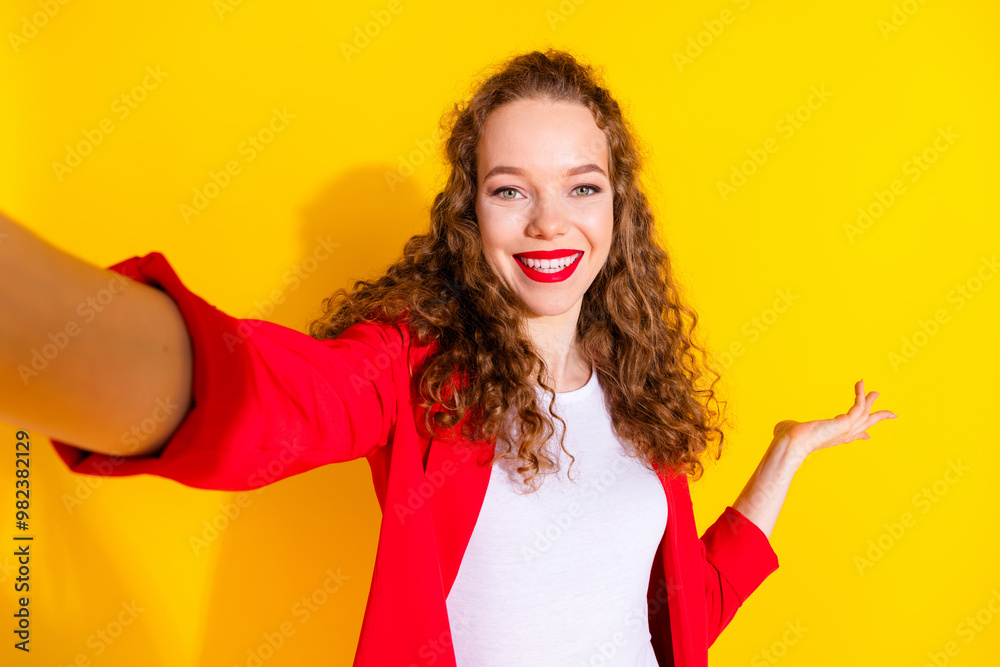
[44,249,405,492]
[732,379,898,539]
[0,210,192,457]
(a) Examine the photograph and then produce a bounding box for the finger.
[866,390,880,411]
[859,410,897,432]
[840,426,872,444]
[851,392,876,421]
[859,390,880,421]
[847,381,869,421]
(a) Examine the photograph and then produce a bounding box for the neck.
[520,308,591,392]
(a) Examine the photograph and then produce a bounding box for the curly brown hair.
[308,47,729,491]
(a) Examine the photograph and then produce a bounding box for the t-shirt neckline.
[536,366,599,405]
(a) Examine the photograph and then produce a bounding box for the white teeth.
[517,252,581,272]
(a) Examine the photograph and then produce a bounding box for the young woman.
[1,49,896,666]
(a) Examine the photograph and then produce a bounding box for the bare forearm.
[731,435,805,539]
[0,210,192,456]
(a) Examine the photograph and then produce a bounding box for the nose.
[525,191,568,240]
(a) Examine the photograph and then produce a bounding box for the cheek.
[478,225,500,256]
[478,215,511,256]
[478,234,509,280]
[582,210,613,246]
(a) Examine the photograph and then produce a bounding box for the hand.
[774,379,898,462]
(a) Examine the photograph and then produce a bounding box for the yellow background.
[1,0,998,665]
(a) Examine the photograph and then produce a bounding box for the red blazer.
[50,252,780,667]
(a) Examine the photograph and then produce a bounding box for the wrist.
[769,434,808,475]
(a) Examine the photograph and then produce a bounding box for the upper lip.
[514,249,583,260]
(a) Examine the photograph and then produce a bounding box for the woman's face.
[475,98,614,319]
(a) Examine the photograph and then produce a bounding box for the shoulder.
[331,315,440,374]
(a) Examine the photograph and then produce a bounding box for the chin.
[519,296,579,318]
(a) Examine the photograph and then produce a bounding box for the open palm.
[774,380,898,459]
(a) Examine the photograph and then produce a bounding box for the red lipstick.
[513,249,584,283]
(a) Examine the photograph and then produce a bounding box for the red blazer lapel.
[425,431,494,597]
[409,340,496,599]
[651,461,709,667]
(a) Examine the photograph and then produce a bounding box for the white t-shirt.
[446,368,668,666]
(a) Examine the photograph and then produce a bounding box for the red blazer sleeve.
[49,251,403,491]
[700,505,780,645]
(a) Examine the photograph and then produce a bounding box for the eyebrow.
[482,163,608,181]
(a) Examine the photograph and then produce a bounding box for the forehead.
[477,98,609,176]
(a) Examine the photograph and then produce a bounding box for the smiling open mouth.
[513,252,583,283]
